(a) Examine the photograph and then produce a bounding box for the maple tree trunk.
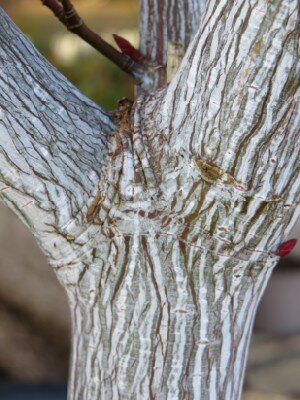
[0,0,299,399]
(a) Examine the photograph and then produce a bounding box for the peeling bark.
[0,0,299,399]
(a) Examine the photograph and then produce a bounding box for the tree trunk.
[0,0,299,399]
[67,237,275,399]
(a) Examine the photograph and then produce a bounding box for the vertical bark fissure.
[66,239,278,399]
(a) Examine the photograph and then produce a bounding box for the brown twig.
[41,0,147,81]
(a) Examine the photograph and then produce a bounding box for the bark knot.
[114,97,134,132]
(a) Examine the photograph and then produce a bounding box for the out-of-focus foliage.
[2,0,138,109]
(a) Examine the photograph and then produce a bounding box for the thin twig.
[41,0,147,81]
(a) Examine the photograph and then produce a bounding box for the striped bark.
[0,0,299,399]
[139,0,206,87]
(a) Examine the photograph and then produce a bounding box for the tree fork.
[0,0,299,399]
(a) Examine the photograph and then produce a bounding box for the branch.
[158,0,299,210]
[139,0,206,87]
[166,0,205,80]
[0,7,115,262]
[139,0,168,90]
[167,0,205,49]
[41,0,147,83]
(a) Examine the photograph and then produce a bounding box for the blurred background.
[0,1,299,399]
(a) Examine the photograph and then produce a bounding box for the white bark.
[139,0,205,87]
[0,8,115,264]
[0,0,299,399]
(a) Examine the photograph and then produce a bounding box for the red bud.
[113,34,142,62]
[277,239,298,257]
